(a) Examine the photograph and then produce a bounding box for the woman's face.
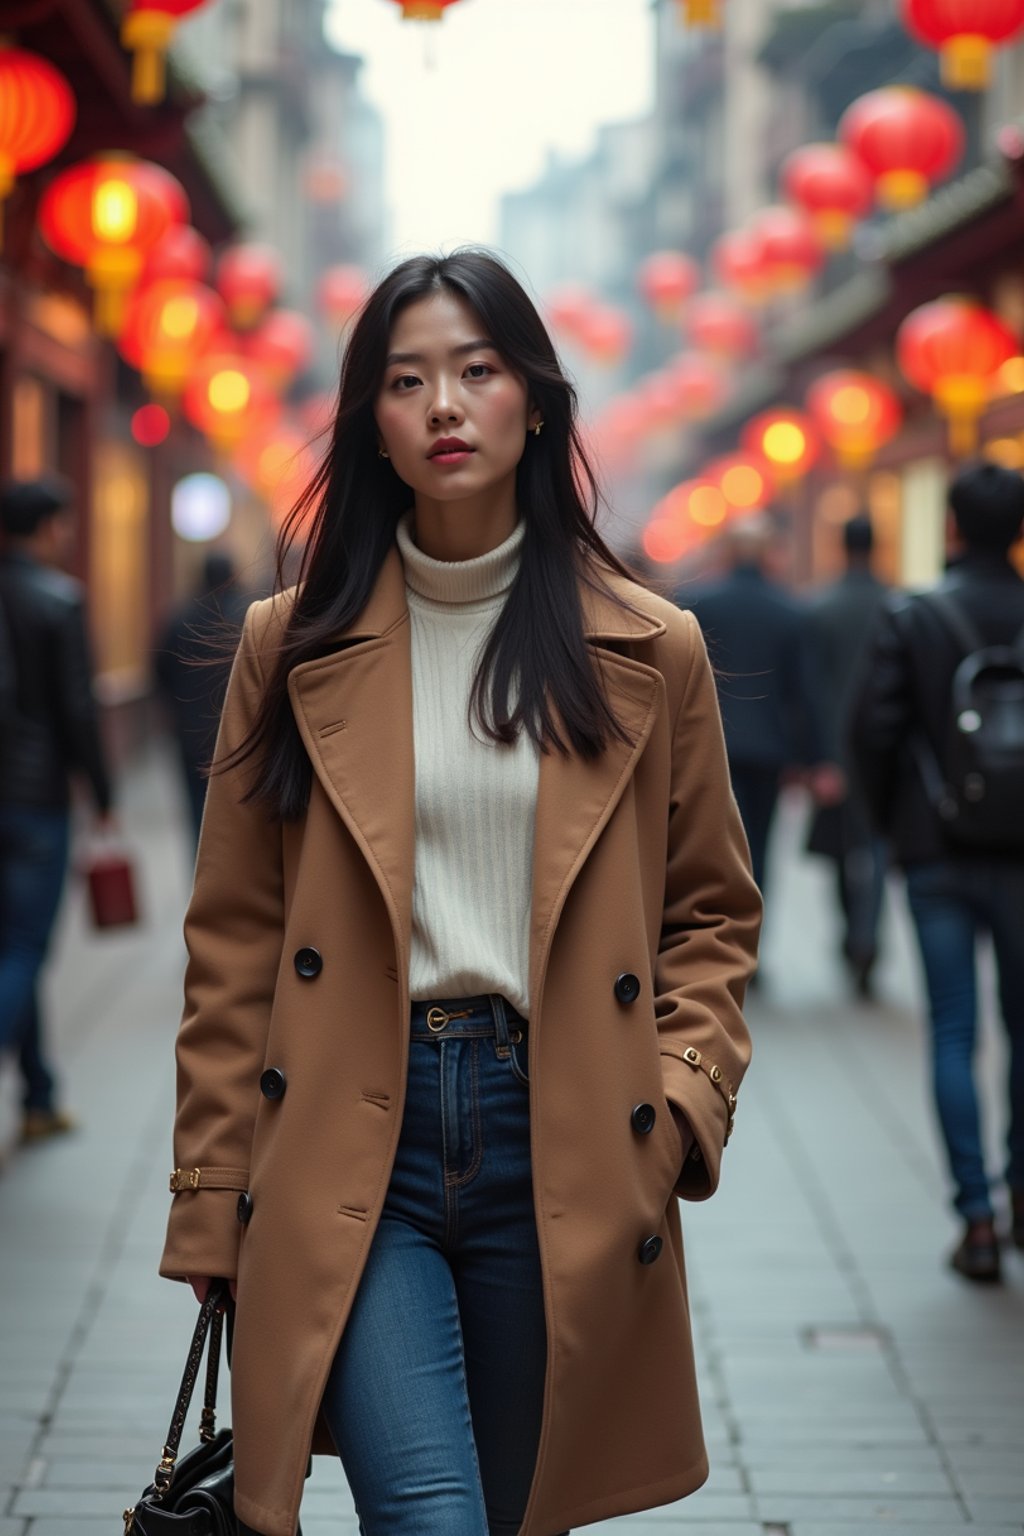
[374,289,540,508]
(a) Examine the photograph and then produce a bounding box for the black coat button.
[614,972,641,1005]
[237,1192,254,1224]
[294,947,322,979]
[631,1102,656,1135]
[638,1234,663,1265]
[260,1068,286,1100]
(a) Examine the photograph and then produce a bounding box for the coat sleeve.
[657,611,761,1200]
[159,602,285,1282]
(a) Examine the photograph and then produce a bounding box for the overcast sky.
[324,0,655,257]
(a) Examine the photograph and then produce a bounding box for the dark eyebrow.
[384,339,498,367]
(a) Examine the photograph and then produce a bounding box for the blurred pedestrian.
[160,249,760,1536]
[0,476,114,1143]
[686,514,837,902]
[804,514,890,998]
[154,551,250,845]
[851,461,1024,1283]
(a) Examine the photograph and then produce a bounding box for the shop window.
[11,375,48,479]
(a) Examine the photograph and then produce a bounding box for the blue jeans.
[0,806,70,1109]
[321,995,551,1536]
[905,860,1024,1222]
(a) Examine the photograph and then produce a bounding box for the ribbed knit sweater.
[395,511,539,1017]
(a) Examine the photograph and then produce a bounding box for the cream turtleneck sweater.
[395,511,539,1018]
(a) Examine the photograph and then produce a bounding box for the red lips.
[428,436,473,457]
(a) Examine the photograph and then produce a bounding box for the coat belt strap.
[169,1167,250,1193]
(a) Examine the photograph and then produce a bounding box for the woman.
[160,249,760,1536]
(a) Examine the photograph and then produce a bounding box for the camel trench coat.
[160,547,760,1536]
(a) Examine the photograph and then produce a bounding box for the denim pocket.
[509,1031,529,1087]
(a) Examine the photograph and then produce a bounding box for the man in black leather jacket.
[0,477,113,1142]
[850,461,1024,1283]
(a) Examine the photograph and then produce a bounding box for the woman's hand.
[188,1276,238,1305]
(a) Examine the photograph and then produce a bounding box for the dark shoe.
[20,1108,77,1145]
[949,1221,1002,1283]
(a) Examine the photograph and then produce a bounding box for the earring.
[532,422,544,437]
[378,446,390,460]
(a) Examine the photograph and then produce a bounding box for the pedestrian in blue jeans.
[852,461,1024,1282]
[0,477,114,1142]
[166,251,759,1536]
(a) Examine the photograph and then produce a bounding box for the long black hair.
[226,247,646,820]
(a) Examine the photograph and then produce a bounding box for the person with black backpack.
[851,461,1024,1284]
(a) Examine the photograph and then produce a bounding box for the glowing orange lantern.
[711,227,772,305]
[38,155,188,334]
[903,0,1024,89]
[637,251,700,321]
[387,0,461,17]
[839,87,964,211]
[141,224,212,285]
[578,305,633,367]
[703,452,775,511]
[781,143,873,250]
[677,0,721,24]
[742,408,819,483]
[317,265,369,330]
[685,292,758,360]
[0,46,76,247]
[749,206,824,296]
[121,0,208,104]
[236,422,316,527]
[183,353,280,454]
[119,279,226,396]
[215,243,283,331]
[896,297,1018,454]
[244,309,316,390]
[806,370,903,469]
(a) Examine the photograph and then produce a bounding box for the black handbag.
[123,1281,297,1536]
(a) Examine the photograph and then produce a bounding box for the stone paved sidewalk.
[1,748,1022,1536]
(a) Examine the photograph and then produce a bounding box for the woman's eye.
[392,374,420,391]
[465,363,493,379]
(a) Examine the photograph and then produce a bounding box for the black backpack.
[913,590,1024,854]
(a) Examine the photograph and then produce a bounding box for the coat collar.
[286,539,665,1018]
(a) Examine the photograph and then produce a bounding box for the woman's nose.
[428,384,463,424]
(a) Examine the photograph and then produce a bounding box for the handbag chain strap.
[154,1281,229,1496]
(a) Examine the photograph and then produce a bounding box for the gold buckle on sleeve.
[169,1168,202,1193]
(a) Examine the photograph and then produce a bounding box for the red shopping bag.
[83,847,139,929]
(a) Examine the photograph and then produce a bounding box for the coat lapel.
[286,549,669,1013]
[287,548,415,976]
[529,577,667,1014]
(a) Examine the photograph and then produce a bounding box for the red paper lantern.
[317,265,369,330]
[119,279,226,396]
[661,353,729,421]
[637,251,700,320]
[806,370,903,469]
[703,452,775,511]
[183,352,280,454]
[685,292,758,360]
[131,403,171,447]
[387,0,462,17]
[903,0,1024,89]
[741,408,819,483]
[711,227,772,305]
[216,243,283,331]
[244,309,316,389]
[236,422,317,528]
[121,0,208,104]
[545,284,596,342]
[594,395,651,470]
[38,155,189,334]
[896,297,1018,454]
[839,87,964,211]
[0,46,75,245]
[749,205,824,295]
[141,224,212,285]
[578,305,633,366]
[781,143,874,250]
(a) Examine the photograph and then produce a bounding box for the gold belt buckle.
[425,1006,473,1033]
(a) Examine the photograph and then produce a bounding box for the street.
[1,747,1022,1536]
